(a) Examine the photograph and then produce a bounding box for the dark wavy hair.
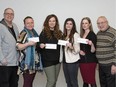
[42,14,62,39]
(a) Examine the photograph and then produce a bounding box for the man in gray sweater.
[0,8,19,87]
[96,16,116,87]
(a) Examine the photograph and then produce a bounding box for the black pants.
[0,66,19,87]
[63,62,79,87]
[99,64,115,87]
[115,74,116,86]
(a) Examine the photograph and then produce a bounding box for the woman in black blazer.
[79,17,98,87]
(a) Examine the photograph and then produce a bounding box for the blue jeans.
[63,62,79,87]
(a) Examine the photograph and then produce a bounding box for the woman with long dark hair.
[62,18,80,87]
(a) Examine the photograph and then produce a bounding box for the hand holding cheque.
[40,43,57,49]
[58,39,93,45]
[77,38,88,44]
[28,37,39,42]
[38,38,92,49]
[58,40,73,49]
[58,40,69,46]
[77,38,94,46]
[40,40,69,50]
[27,37,39,46]
[39,38,93,50]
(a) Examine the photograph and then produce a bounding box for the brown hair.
[42,14,62,39]
[63,18,78,52]
[63,18,77,43]
[23,16,33,24]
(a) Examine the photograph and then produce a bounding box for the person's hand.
[27,41,36,46]
[40,43,45,49]
[111,65,116,75]
[79,50,85,56]
[66,43,73,49]
[1,58,8,66]
[87,40,93,46]
[96,64,99,70]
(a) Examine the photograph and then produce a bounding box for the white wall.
[0,1,115,87]
[0,0,115,34]
[115,0,116,28]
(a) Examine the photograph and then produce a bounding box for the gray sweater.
[96,27,116,65]
[0,23,19,66]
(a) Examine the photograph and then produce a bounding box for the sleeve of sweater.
[39,31,46,43]
[17,30,27,44]
[0,24,5,62]
[112,29,116,65]
[72,33,80,54]
[90,32,97,48]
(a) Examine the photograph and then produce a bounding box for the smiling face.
[24,18,34,30]
[82,19,91,31]
[4,8,14,23]
[97,17,109,31]
[48,17,56,29]
[65,21,73,31]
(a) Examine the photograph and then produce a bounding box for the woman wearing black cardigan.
[79,17,98,87]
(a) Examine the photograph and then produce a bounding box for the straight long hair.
[63,18,78,52]
[63,18,78,43]
[80,17,93,38]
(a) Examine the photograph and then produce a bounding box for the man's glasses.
[4,13,14,16]
[97,21,106,25]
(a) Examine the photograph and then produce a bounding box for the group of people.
[0,8,115,87]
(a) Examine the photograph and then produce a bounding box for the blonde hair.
[97,16,108,23]
[80,17,93,38]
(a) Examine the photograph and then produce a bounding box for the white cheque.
[77,38,88,44]
[28,37,39,42]
[58,40,69,46]
[45,44,57,49]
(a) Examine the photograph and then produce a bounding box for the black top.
[9,26,17,41]
[39,30,60,67]
[79,31,98,63]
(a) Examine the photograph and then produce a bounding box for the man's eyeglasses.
[4,13,14,16]
[97,21,106,25]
